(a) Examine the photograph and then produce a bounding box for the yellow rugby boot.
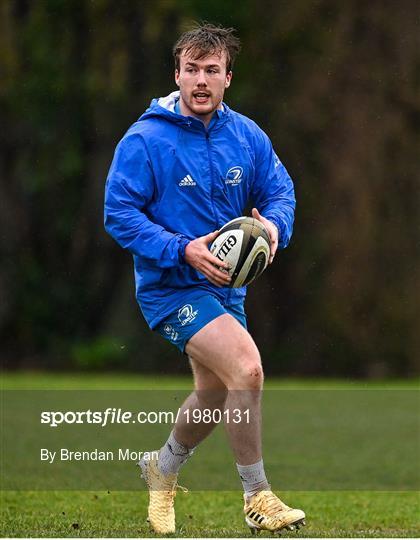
[244,490,306,534]
[139,453,186,534]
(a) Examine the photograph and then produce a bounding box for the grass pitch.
[1,372,419,538]
[2,490,419,537]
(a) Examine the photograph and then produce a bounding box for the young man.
[104,23,305,535]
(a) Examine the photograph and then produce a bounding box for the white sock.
[158,431,194,475]
[237,459,270,499]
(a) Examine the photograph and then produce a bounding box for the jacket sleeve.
[104,132,189,267]
[251,130,296,249]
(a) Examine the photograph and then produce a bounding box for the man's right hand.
[184,231,232,287]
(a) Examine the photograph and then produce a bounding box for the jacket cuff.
[178,237,190,264]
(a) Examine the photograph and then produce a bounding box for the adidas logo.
[179,174,196,187]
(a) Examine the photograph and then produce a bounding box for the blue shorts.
[155,294,247,353]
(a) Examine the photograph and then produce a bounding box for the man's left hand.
[251,208,278,264]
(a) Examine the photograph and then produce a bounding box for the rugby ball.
[210,217,270,288]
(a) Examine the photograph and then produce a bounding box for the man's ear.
[175,69,180,87]
[225,70,232,88]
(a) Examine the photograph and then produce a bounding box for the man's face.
[175,50,232,122]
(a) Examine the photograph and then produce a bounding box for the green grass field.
[1,372,419,538]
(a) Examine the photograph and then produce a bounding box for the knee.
[228,349,264,390]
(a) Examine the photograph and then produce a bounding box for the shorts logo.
[225,166,243,186]
[163,323,179,341]
[178,304,198,326]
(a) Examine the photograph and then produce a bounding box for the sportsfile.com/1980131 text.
[40,408,250,428]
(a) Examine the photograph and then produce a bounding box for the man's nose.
[197,70,207,86]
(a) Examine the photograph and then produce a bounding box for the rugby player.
[104,22,305,535]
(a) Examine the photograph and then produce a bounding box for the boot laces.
[157,482,188,510]
[258,491,289,515]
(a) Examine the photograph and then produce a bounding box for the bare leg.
[173,359,227,448]
[146,314,305,535]
[186,314,264,465]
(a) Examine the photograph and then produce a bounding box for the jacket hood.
[139,90,231,131]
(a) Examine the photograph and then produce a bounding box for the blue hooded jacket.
[104,91,296,329]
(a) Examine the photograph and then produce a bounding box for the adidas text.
[179,174,196,186]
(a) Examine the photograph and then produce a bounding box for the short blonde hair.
[173,22,241,73]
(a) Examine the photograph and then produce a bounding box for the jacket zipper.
[205,130,219,227]
[206,128,232,302]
